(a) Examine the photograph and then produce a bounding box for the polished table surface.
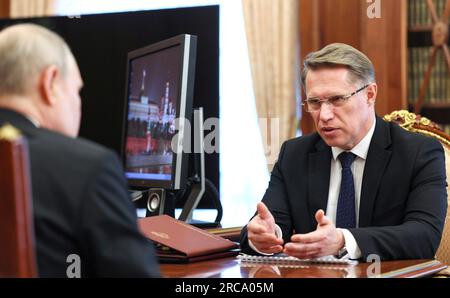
[160,257,447,278]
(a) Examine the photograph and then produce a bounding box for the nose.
[318,102,334,122]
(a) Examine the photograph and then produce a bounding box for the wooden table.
[161,257,447,278]
[163,226,447,278]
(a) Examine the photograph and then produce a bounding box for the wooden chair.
[0,123,37,277]
[384,110,450,276]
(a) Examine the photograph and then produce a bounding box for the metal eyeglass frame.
[302,84,369,112]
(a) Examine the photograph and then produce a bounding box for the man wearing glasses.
[240,43,447,261]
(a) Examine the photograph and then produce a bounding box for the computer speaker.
[145,188,174,217]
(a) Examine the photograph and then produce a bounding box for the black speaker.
[145,189,175,217]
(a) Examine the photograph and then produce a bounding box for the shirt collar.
[26,116,40,128]
[331,118,376,161]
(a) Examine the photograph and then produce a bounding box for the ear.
[366,83,377,106]
[38,66,60,106]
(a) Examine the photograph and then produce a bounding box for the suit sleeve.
[350,138,448,260]
[78,151,161,277]
[240,142,294,254]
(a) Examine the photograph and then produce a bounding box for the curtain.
[9,0,56,18]
[242,0,300,170]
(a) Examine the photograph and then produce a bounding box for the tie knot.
[338,152,356,169]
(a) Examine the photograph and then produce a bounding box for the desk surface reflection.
[160,257,446,278]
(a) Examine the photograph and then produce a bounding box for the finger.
[257,202,272,221]
[285,249,322,259]
[250,240,284,252]
[249,232,284,245]
[255,245,284,254]
[315,209,331,226]
[250,240,283,252]
[251,242,281,252]
[291,232,325,243]
[284,242,322,254]
[265,245,283,254]
[283,244,322,259]
[247,221,269,234]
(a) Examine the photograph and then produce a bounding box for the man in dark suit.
[0,24,160,277]
[240,43,448,261]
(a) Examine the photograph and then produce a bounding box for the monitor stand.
[178,107,222,228]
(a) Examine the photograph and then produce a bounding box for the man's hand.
[283,210,345,259]
[247,202,284,254]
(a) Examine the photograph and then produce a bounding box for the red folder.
[138,215,239,263]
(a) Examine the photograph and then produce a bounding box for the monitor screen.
[123,35,196,190]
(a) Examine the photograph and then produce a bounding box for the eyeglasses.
[302,84,369,113]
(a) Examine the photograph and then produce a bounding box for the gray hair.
[301,43,375,86]
[0,23,73,96]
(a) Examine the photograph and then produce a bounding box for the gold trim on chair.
[383,110,450,147]
[0,123,22,141]
[384,110,450,277]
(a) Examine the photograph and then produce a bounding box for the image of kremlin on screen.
[125,45,182,177]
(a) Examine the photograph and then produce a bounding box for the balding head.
[0,23,73,96]
[0,24,83,137]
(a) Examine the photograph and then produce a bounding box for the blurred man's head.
[0,23,83,137]
[301,43,377,150]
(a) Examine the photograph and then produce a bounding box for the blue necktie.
[336,152,357,229]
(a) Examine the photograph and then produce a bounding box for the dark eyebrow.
[328,95,345,99]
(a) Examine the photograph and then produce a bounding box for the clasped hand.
[247,202,345,258]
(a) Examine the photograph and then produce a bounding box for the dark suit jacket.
[0,108,160,277]
[240,116,448,260]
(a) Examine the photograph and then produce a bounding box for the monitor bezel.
[122,34,197,190]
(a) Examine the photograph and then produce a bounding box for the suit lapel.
[359,117,392,227]
[308,139,331,228]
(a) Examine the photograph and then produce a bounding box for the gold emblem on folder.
[150,231,170,239]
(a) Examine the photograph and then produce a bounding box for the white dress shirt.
[249,119,376,259]
[26,116,40,127]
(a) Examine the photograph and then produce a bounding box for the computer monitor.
[122,34,197,190]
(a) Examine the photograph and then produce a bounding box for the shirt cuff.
[339,228,362,260]
[248,224,283,256]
